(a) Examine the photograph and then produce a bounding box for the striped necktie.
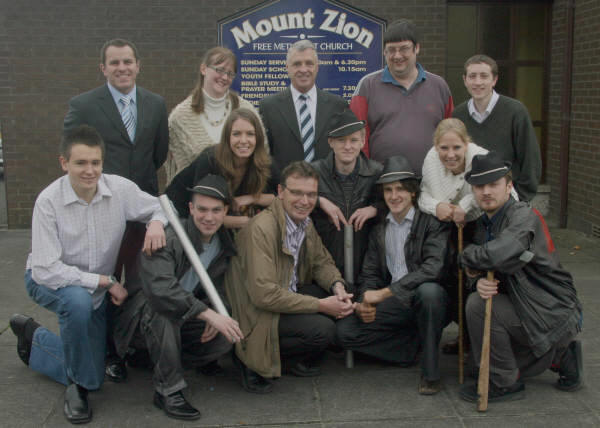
[119,96,136,142]
[298,94,315,162]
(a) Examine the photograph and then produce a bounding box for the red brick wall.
[0,0,448,228]
[548,0,600,234]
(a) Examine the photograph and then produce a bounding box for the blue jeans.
[25,270,107,390]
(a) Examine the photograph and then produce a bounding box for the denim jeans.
[25,270,107,390]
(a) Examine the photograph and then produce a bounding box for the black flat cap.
[328,109,365,138]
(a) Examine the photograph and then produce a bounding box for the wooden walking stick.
[477,271,494,412]
[458,225,464,384]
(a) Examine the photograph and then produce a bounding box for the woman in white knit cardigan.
[165,46,263,184]
[419,118,518,225]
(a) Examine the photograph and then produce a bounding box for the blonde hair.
[433,118,471,146]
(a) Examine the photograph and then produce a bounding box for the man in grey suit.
[63,38,169,383]
[259,40,347,169]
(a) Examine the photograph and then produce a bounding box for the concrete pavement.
[1,227,599,427]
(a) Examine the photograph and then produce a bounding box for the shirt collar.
[386,206,415,226]
[382,63,426,89]
[61,174,112,206]
[468,90,499,117]
[284,211,310,235]
[290,84,317,104]
[107,82,137,105]
[481,197,510,232]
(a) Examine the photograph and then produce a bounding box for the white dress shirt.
[290,84,317,131]
[468,90,499,124]
[26,174,168,308]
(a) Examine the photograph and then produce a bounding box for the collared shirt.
[468,90,499,124]
[107,82,138,126]
[382,63,427,93]
[26,174,168,308]
[291,84,317,129]
[284,212,310,292]
[481,198,511,242]
[179,233,222,293]
[385,207,415,282]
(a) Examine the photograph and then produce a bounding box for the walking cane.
[458,225,464,384]
[158,195,230,316]
[344,224,355,369]
[477,271,494,412]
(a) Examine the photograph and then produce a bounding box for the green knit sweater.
[453,95,541,202]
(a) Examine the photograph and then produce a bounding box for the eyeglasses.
[384,44,414,56]
[284,187,318,200]
[208,65,236,79]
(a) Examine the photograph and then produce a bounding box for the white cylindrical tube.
[158,195,229,316]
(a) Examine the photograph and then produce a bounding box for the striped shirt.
[26,174,167,308]
[385,207,415,283]
[284,212,310,292]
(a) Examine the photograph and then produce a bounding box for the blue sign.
[218,0,385,105]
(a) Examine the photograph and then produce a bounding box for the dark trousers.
[278,283,336,366]
[132,306,231,396]
[337,282,449,381]
[466,292,575,388]
[107,222,147,362]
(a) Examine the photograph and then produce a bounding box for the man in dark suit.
[63,38,168,196]
[259,40,347,169]
[63,38,169,383]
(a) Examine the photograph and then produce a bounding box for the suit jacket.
[64,84,168,196]
[259,87,347,170]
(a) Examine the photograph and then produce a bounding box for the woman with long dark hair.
[166,108,278,229]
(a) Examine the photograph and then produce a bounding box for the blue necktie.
[119,96,136,142]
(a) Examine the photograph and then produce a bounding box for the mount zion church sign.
[218,0,385,104]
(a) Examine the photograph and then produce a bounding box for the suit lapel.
[133,87,144,145]
[314,89,331,144]
[97,84,132,144]
[279,89,302,142]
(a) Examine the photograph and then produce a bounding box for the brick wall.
[0,0,447,228]
[548,0,600,234]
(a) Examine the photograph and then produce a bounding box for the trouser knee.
[59,287,95,324]
[335,315,359,347]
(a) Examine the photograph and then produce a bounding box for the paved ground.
[1,227,599,427]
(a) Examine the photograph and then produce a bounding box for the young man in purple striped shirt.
[9,125,167,424]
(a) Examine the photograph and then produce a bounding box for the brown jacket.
[225,198,343,378]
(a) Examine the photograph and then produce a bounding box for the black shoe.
[418,375,442,395]
[232,353,273,394]
[555,340,583,391]
[289,361,321,377]
[460,380,525,403]
[197,360,225,377]
[64,384,92,424]
[105,358,128,383]
[153,391,201,421]
[9,314,40,366]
